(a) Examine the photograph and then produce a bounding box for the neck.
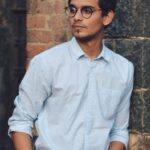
[76,33,103,60]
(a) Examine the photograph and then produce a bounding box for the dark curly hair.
[68,0,117,16]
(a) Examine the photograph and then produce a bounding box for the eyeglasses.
[65,5,101,19]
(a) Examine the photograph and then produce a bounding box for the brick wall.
[26,0,70,60]
[26,0,150,149]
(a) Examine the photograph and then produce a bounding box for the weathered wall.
[105,0,150,149]
[26,0,70,61]
[26,0,150,149]
[0,0,26,149]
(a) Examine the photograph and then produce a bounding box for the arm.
[108,141,125,150]
[8,56,52,148]
[11,132,32,150]
[109,62,134,149]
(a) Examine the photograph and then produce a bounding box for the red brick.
[27,30,52,43]
[54,0,66,14]
[48,15,67,30]
[27,0,54,14]
[27,15,46,29]
[26,0,71,58]
[27,43,52,58]
[53,29,68,43]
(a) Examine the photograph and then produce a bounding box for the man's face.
[68,0,105,41]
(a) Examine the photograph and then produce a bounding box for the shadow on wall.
[0,0,26,149]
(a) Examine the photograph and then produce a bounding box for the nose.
[74,9,83,20]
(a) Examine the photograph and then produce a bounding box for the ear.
[102,11,115,26]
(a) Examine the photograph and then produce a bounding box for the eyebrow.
[69,4,95,9]
[69,3,95,8]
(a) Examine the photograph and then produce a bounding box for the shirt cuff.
[110,134,128,149]
[8,126,33,138]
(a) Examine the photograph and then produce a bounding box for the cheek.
[88,19,103,32]
[69,18,74,26]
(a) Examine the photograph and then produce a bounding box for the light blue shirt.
[8,37,134,150]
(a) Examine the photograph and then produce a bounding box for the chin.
[74,34,97,42]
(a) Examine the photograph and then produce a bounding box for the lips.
[72,24,86,28]
[72,26,86,31]
[73,25,84,27]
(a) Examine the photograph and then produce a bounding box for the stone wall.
[105,0,150,149]
[27,0,150,149]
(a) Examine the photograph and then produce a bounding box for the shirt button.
[89,62,96,69]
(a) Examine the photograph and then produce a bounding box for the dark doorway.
[0,0,26,149]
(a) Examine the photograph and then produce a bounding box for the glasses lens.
[65,6,94,19]
[81,7,93,18]
[66,6,77,17]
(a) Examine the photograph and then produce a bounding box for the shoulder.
[105,46,134,82]
[106,46,133,69]
[34,41,69,60]
[30,41,70,65]
[116,51,132,68]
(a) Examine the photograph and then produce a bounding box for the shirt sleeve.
[109,61,134,149]
[8,56,52,137]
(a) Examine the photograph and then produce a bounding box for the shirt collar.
[69,37,111,63]
[69,37,85,59]
[98,43,111,62]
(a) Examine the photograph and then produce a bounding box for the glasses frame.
[65,5,101,19]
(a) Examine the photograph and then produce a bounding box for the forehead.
[69,0,99,7]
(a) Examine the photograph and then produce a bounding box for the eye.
[82,7,93,14]
[68,6,76,14]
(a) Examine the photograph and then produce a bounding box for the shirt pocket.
[99,88,123,120]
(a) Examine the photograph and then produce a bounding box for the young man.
[8,0,134,149]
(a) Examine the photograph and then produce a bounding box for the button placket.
[84,60,97,150]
